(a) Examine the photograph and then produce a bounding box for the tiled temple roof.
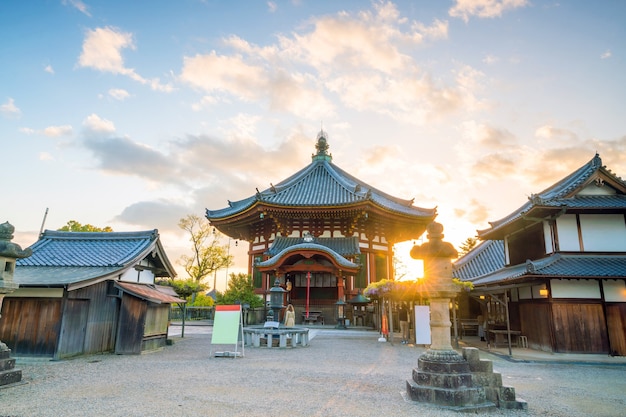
[453,240,505,281]
[266,236,360,257]
[256,242,359,270]
[468,254,626,286]
[478,154,626,239]
[15,230,175,286]
[206,131,435,220]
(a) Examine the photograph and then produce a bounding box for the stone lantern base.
[0,344,22,386]
[406,347,527,411]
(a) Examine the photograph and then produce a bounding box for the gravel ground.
[1,327,625,417]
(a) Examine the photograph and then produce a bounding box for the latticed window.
[375,253,387,281]
[354,254,367,288]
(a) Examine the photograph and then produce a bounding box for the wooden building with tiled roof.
[454,154,626,355]
[0,230,183,358]
[206,131,436,324]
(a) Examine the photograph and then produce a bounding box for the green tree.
[458,236,478,257]
[156,277,206,299]
[178,214,233,290]
[188,292,214,307]
[217,273,263,308]
[58,220,113,232]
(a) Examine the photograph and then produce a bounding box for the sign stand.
[210,305,244,358]
[414,305,431,345]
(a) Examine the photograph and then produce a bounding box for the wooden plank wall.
[519,302,554,352]
[552,302,608,353]
[144,304,169,337]
[57,299,89,358]
[68,281,119,354]
[115,294,147,354]
[0,298,62,356]
[606,304,626,356]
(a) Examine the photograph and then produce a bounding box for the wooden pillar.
[337,270,345,300]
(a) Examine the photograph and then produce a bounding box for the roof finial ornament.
[312,130,332,162]
[592,152,601,168]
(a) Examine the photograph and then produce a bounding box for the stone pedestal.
[0,344,22,386]
[0,222,32,386]
[406,347,527,411]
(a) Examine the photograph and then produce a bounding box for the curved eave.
[206,158,436,221]
[207,193,434,222]
[470,254,626,287]
[478,154,626,240]
[477,205,562,240]
[256,243,359,273]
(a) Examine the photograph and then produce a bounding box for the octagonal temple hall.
[206,131,436,325]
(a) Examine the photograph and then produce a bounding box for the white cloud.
[534,125,580,145]
[191,95,218,111]
[483,54,499,64]
[267,1,277,13]
[39,152,54,161]
[1,98,21,117]
[78,26,134,73]
[108,88,130,100]
[601,50,612,59]
[44,64,54,74]
[63,0,92,17]
[220,113,262,140]
[83,113,116,134]
[78,26,173,92]
[18,125,73,137]
[43,125,73,137]
[180,3,476,124]
[449,0,529,22]
[180,52,267,101]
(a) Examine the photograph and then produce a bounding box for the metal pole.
[452,298,459,348]
[388,299,394,345]
[225,237,231,287]
[306,271,311,318]
[505,291,512,356]
[181,303,186,338]
[38,207,49,238]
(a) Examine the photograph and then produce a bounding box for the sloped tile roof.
[18,230,159,267]
[116,282,185,304]
[478,154,626,238]
[453,240,505,281]
[207,132,435,220]
[541,195,626,209]
[266,236,361,257]
[14,266,122,286]
[469,254,626,286]
[257,243,359,270]
[15,229,175,286]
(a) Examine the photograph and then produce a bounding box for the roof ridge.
[41,229,157,240]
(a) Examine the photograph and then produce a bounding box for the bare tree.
[178,214,233,291]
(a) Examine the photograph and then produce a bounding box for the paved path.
[2,327,625,416]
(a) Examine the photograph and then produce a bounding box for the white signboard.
[414,305,431,345]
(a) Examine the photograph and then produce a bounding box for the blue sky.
[2,0,625,288]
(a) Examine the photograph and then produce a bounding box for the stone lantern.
[408,221,460,359]
[268,277,285,324]
[405,222,526,411]
[0,222,32,386]
[335,298,347,329]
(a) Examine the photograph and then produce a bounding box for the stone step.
[0,349,11,360]
[0,369,22,386]
[406,379,490,407]
[0,357,16,372]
